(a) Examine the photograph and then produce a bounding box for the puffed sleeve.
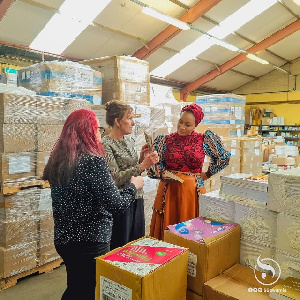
[87,156,137,215]
[147,134,166,179]
[203,130,231,178]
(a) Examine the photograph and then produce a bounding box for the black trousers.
[110,197,145,250]
[55,241,110,300]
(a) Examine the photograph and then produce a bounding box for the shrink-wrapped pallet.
[267,168,300,217]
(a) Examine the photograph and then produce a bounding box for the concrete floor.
[0,264,67,300]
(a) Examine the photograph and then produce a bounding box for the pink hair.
[43,109,105,186]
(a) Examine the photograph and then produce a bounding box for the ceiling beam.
[180,18,300,101]
[0,0,14,22]
[132,0,222,60]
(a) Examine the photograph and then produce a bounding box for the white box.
[235,202,277,247]
[276,213,300,257]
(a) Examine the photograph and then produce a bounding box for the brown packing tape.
[0,201,13,208]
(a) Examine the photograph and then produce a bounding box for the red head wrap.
[181,103,204,126]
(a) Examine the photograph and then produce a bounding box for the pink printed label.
[167,217,238,243]
[103,245,185,264]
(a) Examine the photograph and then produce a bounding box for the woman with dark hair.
[43,109,143,300]
[149,103,231,240]
[102,100,158,249]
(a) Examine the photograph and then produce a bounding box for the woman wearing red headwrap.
[148,103,231,240]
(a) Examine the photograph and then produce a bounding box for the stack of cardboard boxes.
[18,61,102,105]
[82,56,149,105]
[0,91,92,282]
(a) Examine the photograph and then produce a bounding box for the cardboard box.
[195,124,230,137]
[64,98,92,119]
[187,289,204,300]
[164,223,240,296]
[37,125,63,152]
[36,151,50,178]
[0,123,36,153]
[0,219,38,247]
[267,168,300,217]
[272,156,295,165]
[204,264,283,300]
[38,238,60,266]
[261,117,273,125]
[0,242,38,278]
[96,237,188,300]
[82,56,150,105]
[0,152,36,183]
[36,95,66,125]
[18,61,102,93]
[0,93,36,124]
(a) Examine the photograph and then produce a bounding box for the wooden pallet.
[0,258,63,291]
[1,180,50,195]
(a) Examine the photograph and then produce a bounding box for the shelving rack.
[246,125,300,149]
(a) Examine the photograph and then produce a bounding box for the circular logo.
[254,255,281,286]
[155,251,167,256]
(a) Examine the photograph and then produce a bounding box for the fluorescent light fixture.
[151,0,277,77]
[273,65,289,74]
[247,54,269,64]
[30,0,112,54]
[142,6,190,30]
[214,39,240,52]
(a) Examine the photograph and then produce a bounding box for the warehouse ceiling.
[0,0,300,97]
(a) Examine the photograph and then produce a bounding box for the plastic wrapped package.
[64,98,92,118]
[0,93,38,124]
[0,123,36,153]
[82,56,149,105]
[36,189,60,265]
[0,218,38,248]
[0,188,41,221]
[275,250,300,279]
[18,61,102,104]
[0,83,36,95]
[0,241,38,278]
[199,190,235,223]
[37,125,63,152]
[234,201,277,247]
[36,152,50,179]
[268,168,300,217]
[276,213,300,257]
[0,152,37,184]
[219,173,268,205]
[240,137,263,175]
[142,176,159,235]
[239,239,276,273]
[196,94,246,137]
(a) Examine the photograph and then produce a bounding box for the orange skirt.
[150,171,206,240]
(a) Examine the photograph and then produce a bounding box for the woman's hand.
[130,176,144,190]
[139,144,151,162]
[139,151,159,171]
[200,172,208,181]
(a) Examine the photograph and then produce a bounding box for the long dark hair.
[43,109,105,186]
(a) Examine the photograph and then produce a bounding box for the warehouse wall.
[233,58,300,125]
[245,91,300,124]
[234,59,300,94]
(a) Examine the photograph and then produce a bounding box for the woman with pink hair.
[43,109,143,300]
[149,103,231,240]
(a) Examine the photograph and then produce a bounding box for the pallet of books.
[82,56,149,105]
[0,91,91,290]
